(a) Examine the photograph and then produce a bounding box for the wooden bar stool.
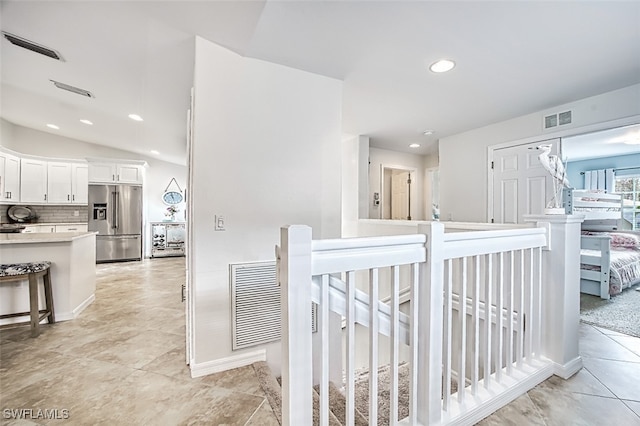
[0,261,55,337]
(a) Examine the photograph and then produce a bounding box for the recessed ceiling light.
[409,143,421,148]
[150,150,160,155]
[423,130,434,136]
[46,124,59,130]
[128,114,143,122]
[429,59,456,73]
[80,119,93,125]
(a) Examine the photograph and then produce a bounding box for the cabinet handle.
[68,194,70,201]
[112,174,115,181]
[73,195,75,201]
[44,194,47,201]
[117,174,120,181]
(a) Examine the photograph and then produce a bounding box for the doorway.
[381,166,416,220]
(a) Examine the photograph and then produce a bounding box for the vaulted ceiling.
[2,1,639,165]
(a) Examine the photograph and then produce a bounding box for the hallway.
[1,258,639,425]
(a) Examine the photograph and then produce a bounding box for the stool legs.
[28,273,40,338]
[43,269,55,324]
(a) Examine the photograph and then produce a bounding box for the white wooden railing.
[279,218,582,425]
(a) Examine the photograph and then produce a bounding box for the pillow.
[608,232,640,248]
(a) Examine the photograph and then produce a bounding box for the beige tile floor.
[1,258,639,425]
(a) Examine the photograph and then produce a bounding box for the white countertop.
[0,231,97,244]
[18,222,88,226]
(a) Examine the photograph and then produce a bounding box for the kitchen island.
[0,232,97,325]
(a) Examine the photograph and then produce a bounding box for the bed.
[564,189,640,299]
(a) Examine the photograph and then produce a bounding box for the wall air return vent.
[543,110,573,130]
[50,80,95,98]
[2,31,63,61]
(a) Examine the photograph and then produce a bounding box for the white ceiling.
[563,124,640,162]
[1,1,639,165]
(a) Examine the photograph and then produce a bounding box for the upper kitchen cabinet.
[88,162,144,184]
[47,161,88,204]
[0,150,20,202]
[20,158,48,203]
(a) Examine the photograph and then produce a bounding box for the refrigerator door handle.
[111,192,117,229]
[115,192,119,229]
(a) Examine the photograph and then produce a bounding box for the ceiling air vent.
[543,110,573,130]
[2,31,63,61]
[50,80,95,99]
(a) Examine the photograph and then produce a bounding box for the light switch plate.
[215,215,225,231]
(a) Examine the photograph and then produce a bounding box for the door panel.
[114,185,142,235]
[492,139,560,224]
[96,235,141,262]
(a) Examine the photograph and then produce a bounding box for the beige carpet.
[254,361,458,426]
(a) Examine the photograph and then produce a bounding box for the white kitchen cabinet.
[0,150,20,202]
[47,161,72,203]
[22,223,88,233]
[55,224,88,232]
[20,158,48,203]
[71,163,89,204]
[47,161,88,204]
[88,162,143,184]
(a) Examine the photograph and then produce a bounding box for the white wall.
[439,84,640,223]
[0,119,187,257]
[190,37,342,373]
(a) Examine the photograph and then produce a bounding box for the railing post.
[415,222,445,424]
[279,225,313,425]
[523,214,584,379]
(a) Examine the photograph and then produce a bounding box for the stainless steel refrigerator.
[88,184,143,263]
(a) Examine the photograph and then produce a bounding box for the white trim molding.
[553,356,583,380]
[189,348,266,378]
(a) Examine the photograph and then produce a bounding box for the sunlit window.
[615,175,640,230]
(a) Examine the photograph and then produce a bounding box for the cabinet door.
[71,163,89,204]
[0,152,21,202]
[47,162,73,203]
[20,158,48,203]
[55,224,88,232]
[116,164,143,184]
[22,225,39,233]
[88,163,116,183]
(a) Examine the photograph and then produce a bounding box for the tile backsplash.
[0,205,88,224]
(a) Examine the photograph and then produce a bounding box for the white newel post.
[415,222,445,424]
[280,225,313,425]
[523,214,585,378]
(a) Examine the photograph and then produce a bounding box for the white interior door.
[492,139,560,224]
[391,171,410,220]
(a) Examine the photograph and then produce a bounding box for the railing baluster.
[443,259,453,409]
[346,270,356,425]
[369,268,379,425]
[535,247,542,360]
[517,250,524,368]
[472,255,480,395]
[320,274,330,426]
[526,248,534,363]
[496,252,504,383]
[506,251,514,375]
[459,257,467,403]
[409,262,419,424]
[484,253,492,388]
[390,265,400,425]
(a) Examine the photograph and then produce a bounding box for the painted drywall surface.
[191,37,342,369]
[440,84,640,223]
[0,120,187,256]
[566,154,640,188]
[368,147,429,220]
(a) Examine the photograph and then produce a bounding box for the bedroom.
[563,125,640,299]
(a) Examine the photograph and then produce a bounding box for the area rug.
[580,285,640,338]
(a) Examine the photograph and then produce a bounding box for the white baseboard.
[56,294,96,322]
[190,349,266,378]
[553,356,583,379]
